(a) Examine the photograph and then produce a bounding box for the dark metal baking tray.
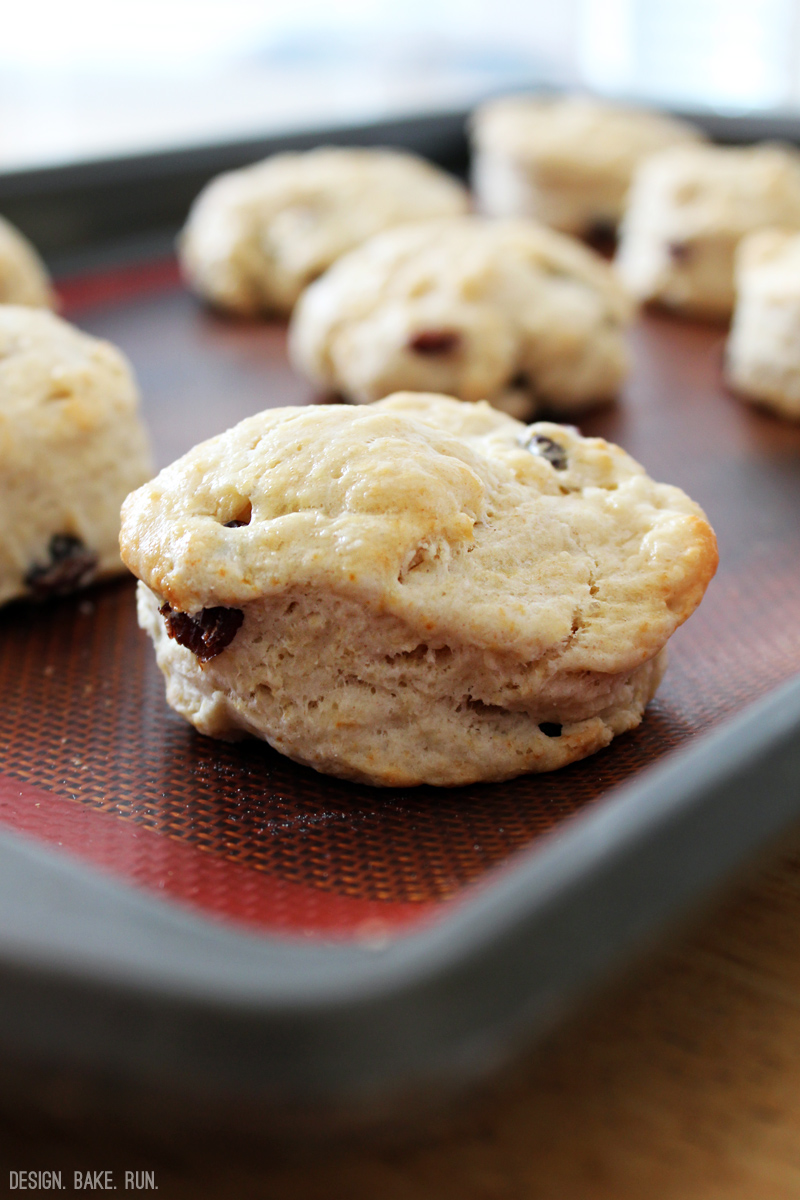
[1,111,800,1139]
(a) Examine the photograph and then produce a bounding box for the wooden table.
[3,839,800,1199]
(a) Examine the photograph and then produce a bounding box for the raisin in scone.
[726,229,800,419]
[288,217,633,418]
[120,393,717,787]
[616,143,800,319]
[0,307,153,606]
[0,215,54,308]
[179,147,469,317]
[471,94,703,238]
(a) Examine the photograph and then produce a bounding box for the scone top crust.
[0,306,141,444]
[121,394,717,676]
[624,143,800,239]
[0,215,54,308]
[288,215,633,410]
[179,147,469,314]
[471,94,703,176]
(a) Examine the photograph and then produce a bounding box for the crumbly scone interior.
[138,581,667,787]
[122,394,717,786]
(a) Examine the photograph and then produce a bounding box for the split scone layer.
[179,147,469,316]
[616,143,800,319]
[288,217,633,417]
[471,94,703,236]
[121,394,717,788]
[0,215,54,308]
[726,229,800,420]
[0,307,153,606]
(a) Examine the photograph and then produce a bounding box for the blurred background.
[3,0,800,173]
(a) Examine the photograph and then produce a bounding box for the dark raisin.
[408,329,461,355]
[159,603,244,661]
[25,534,98,599]
[667,241,692,263]
[224,520,248,529]
[539,722,563,738]
[584,218,617,256]
[509,370,532,390]
[519,433,568,471]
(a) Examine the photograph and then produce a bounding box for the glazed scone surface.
[0,215,54,308]
[726,229,800,419]
[179,147,469,316]
[288,216,633,417]
[0,306,153,606]
[471,94,702,235]
[616,143,800,318]
[122,394,717,787]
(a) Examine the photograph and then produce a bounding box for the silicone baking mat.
[2,259,800,940]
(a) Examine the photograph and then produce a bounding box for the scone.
[0,307,153,606]
[120,393,717,788]
[471,94,703,238]
[616,143,800,319]
[179,147,469,316]
[288,216,633,418]
[0,215,54,308]
[726,229,800,419]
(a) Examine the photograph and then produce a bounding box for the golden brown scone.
[0,307,153,606]
[617,143,800,318]
[0,215,54,308]
[471,94,703,236]
[289,216,633,418]
[179,147,469,316]
[121,394,717,787]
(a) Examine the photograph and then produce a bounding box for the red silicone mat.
[2,259,800,940]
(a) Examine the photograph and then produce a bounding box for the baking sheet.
[2,258,800,942]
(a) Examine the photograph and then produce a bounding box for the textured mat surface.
[2,262,799,938]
